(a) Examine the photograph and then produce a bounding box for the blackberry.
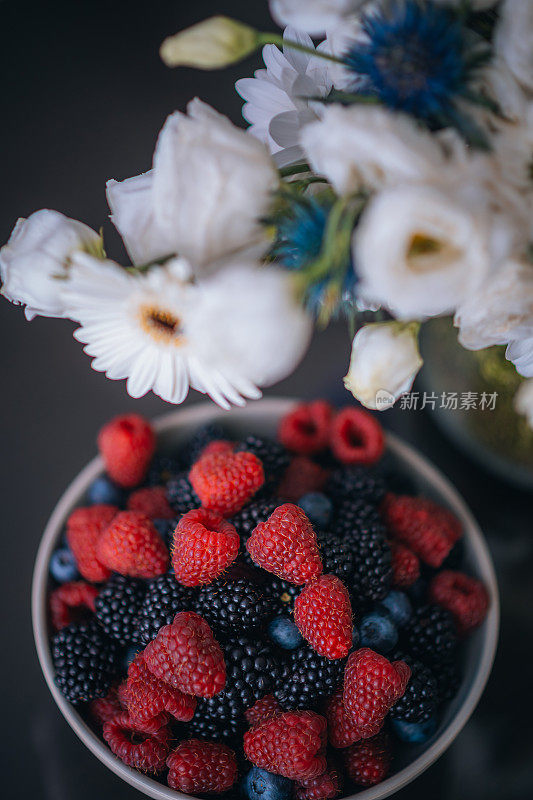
[331,497,383,540]
[147,454,184,486]
[404,604,458,667]
[432,658,462,703]
[390,654,438,723]
[326,466,385,506]
[185,422,229,466]
[274,646,346,711]
[231,498,280,540]
[195,577,275,635]
[165,472,199,517]
[317,530,354,583]
[188,697,245,742]
[94,574,146,646]
[137,574,195,645]
[236,434,290,489]
[52,619,119,704]
[267,577,301,614]
[152,518,178,552]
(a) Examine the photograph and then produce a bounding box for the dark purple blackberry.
[152,518,178,552]
[194,577,275,635]
[326,466,385,505]
[317,530,354,584]
[390,654,438,723]
[187,696,245,742]
[274,646,346,711]
[165,472,199,517]
[267,577,301,614]
[147,454,184,486]
[432,658,462,703]
[231,498,280,540]
[136,574,195,645]
[52,618,119,704]
[185,422,229,466]
[236,434,290,489]
[331,497,383,540]
[404,604,458,667]
[94,574,146,646]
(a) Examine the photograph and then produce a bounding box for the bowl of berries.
[32,398,498,800]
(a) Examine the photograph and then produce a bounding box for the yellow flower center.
[139,305,185,345]
[406,233,460,273]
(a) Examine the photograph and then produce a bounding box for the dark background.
[0,1,531,798]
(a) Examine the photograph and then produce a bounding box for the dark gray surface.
[1,1,531,798]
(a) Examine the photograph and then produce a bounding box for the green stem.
[258,33,346,65]
[279,163,312,178]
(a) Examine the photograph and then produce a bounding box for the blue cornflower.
[344,0,492,140]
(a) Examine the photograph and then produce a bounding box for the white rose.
[344,321,423,410]
[355,183,502,319]
[0,209,100,320]
[495,0,533,93]
[269,0,367,36]
[514,379,533,427]
[301,105,445,194]
[107,99,278,269]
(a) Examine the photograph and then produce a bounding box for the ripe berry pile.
[47,404,490,799]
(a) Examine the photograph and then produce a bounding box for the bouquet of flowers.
[2,0,533,418]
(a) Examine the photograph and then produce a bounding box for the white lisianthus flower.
[61,253,311,408]
[344,321,423,410]
[514,379,533,428]
[495,0,533,93]
[107,99,278,269]
[0,209,100,320]
[301,105,445,194]
[236,27,332,167]
[269,0,367,36]
[160,17,259,70]
[355,183,501,319]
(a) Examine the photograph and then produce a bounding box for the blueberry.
[298,493,332,529]
[49,547,78,583]
[87,475,123,506]
[268,616,303,650]
[242,767,292,800]
[359,610,398,653]
[391,715,438,744]
[380,590,412,628]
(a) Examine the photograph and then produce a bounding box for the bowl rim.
[32,398,499,800]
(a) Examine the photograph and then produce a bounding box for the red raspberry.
[127,486,174,520]
[172,508,240,586]
[189,450,264,517]
[343,648,410,738]
[90,685,124,725]
[382,493,462,568]
[294,575,353,659]
[278,401,333,455]
[389,541,420,588]
[49,581,98,631]
[295,765,342,800]
[167,740,238,794]
[324,690,361,749]
[278,456,330,503]
[245,694,281,727]
[429,570,489,636]
[244,710,328,781]
[96,511,168,578]
[125,654,196,727]
[97,413,155,488]
[103,712,170,772]
[330,407,384,466]
[345,733,391,786]
[66,504,117,582]
[143,611,226,698]
[246,503,322,585]
[200,440,235,459]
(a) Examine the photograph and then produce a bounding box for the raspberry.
[295,765,342,800]
[94,574,146,646]
[294,575,353,660]
[136,574,195,645]
[49,581,98,631]
[165,472,200,517]
[246,503,323,585]
[278,456,329,503]
[194,577,275,635]
[201,439,235,458]
[276,646,346,711]
[189,450,264,517]
[66,504,118,582]
[245,694,282,726]
[325,689,361,749]
[429,570,489,636]
[330,407,385,466]
[382,493,462,568]
[404,604,458,666]
[52,619,119,704]
[103,713,170,772]
[236,434,290,489]
[126,486,174,520]
[97,413,155,488]
[390,541,420,588]
[172,508,240,586]
[96,511,168,578]
[278,401,333,455]
[166,740,238,795]
[343,648,410,738]
[244,710,328,781]
[143,611,226,698]
[231,498,281,541]
[125,653,196,726]
[344,733,391,786]
[90,685,124,725]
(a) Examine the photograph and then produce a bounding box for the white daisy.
[235,27,332,167]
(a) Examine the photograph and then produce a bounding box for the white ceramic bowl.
[32,399,499,800]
